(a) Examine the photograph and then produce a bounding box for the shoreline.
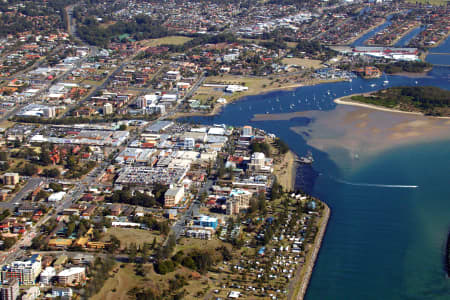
[171,78,345,119]
[334,97,450,119]
[293,202,330,300]
[389,70,432,78]
[272,148,298,192]
[422,32,450,60]
[334,97,423,116]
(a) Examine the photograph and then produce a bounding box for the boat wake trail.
[333,178,419,189]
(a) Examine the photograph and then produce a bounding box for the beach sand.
[254,105,450,165]
[273,149,297,191]
[293,106,450,163]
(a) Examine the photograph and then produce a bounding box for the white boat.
[370,83,376,87]
[383,73,389,85]
[297,151,314,164]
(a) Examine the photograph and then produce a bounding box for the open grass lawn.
[96,262,212,299]
[90,263,140,300]
[101,227,162,248]
[204,74,304,103]
[81,79,104,86]
[192,86,224,103]
[175,237,223,253]
[143,36,193,47]
[206,74,272,93]
[282,57,324,69]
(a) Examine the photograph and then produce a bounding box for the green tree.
[66,222,76,237]
[39,148,52,166]
[49,182,63,192]
[20,163,38,176]
[128,242,137,263]
[141,243,149,263]
[43,168,60,178]
[106,235,121,253]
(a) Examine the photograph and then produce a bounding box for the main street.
[0,178,43,211]
[0,160,111,265]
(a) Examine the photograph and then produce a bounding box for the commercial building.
[16,104,57,118]
[30,130,129,147]
[1,173,19,186]
[57,267,86,286]
[145,121,174,133]
[21,286,40,300]
[0,279,19,300]
[164,186,185,207]
[1,257,41,285]
[242,125,252,137]
[184,137,195,150]
[165,70,181,81]
[248,152,273,173]
[48,191,66,202]
[48,239,72,249]
[185,228,213,240]
[40,267,56,285]
[51,287,72,298]
[103,103,113,115]
[225,85,248,93]
[227,189,252,215]
[193,215,218,229]
[138,94,159,108]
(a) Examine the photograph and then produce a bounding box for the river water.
[182,37,450,299]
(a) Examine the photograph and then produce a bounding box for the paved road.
[0,178,43,210]
[171,178,213,240]
[0,160,111,264]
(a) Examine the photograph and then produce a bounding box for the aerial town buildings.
[1,173,19,186]
[1,257,41,285]
[164,186,185,207]
[0,279,19,300]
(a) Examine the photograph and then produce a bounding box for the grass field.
[101,227,162,248]
[282,57,324,69]
[192,86,224,104]
[204,74,307,102]
[175,237,223,253]
[143,36,193,47]
[90,264,139,300]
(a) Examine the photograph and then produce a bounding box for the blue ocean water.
[183,38,450,299]
[306,140,450,300]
